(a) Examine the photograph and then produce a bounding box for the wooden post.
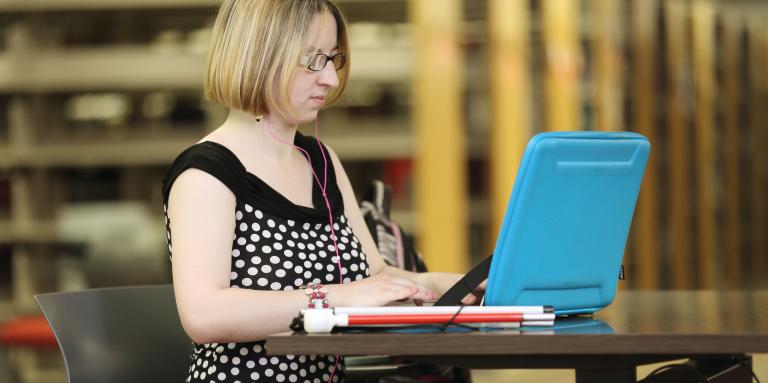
[691,0,717,288]
[665,0,693,288]
[747,15,767,288]
[542,0,580,132]
[488,0,531,243]
[630,0,660,289]
[592,0,624,132]
[410,0,468,272]
[592,0,629,287]
[720,10,744,288]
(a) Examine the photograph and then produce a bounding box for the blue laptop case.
[483,131,649,314]
[433,131,650,313]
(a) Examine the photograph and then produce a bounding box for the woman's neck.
[220,109,301,160]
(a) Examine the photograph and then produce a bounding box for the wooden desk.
[266,290,768,382]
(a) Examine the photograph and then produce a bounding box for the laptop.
[435,131,650,315]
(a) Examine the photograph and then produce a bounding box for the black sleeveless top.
[162,133,371,383]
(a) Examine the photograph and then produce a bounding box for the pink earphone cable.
[264,115,343,382]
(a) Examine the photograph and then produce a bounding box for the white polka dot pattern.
[224,207,368,293]
[167,202,366,383]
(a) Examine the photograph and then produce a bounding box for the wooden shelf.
[324,130,413,160]
[0,135,199,168]
[0,220,58,245]
[0,0,409,13]
[392,199,488,233]
[0,48,205,92]
[0,130,418,169]
[0,0,218,12]
[347,46,411,83]
[0,129,487,167]
[0,45,411,92]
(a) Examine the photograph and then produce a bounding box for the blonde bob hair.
[204,0,350,118]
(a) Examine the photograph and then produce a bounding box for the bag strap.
[433,254,493,306]
[362,180,391,218]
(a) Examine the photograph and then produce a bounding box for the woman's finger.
[409,287,438,301]
[383,285,418,302]
[461,291,483,305]
[381,278,436,299]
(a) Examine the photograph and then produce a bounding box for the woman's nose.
[317,62,340,88]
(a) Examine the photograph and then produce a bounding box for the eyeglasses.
[301,52,346,72]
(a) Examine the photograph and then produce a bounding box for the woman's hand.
[460,278,487,305]
[427,273,487,305]
[327,273,438,307]
[374,268,489,306]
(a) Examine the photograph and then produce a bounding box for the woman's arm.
[169,168,436,343]
[169,169,311,343]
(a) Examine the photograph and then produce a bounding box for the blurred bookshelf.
[0,0,442,328]
[0,0,766,382]
[0,5,447,377]
[0,0,764,309]
[0,0,763,308]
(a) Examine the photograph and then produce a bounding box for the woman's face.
[285,11,341,124]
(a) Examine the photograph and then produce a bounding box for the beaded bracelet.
[303,282,330,309]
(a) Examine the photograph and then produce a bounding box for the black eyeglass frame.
[303,52,346,72]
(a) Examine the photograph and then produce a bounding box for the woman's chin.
[269,108,318,127]
[296,111,320,125]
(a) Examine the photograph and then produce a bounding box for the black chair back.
[35,285,192,383]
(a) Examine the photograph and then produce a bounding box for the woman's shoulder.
[161,141,246,201]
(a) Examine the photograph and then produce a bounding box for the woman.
[162,1,481,382]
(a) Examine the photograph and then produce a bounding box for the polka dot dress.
[162,135,371,383]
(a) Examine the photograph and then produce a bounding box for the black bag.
[353,180,471,383]
[360,180,427,273]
